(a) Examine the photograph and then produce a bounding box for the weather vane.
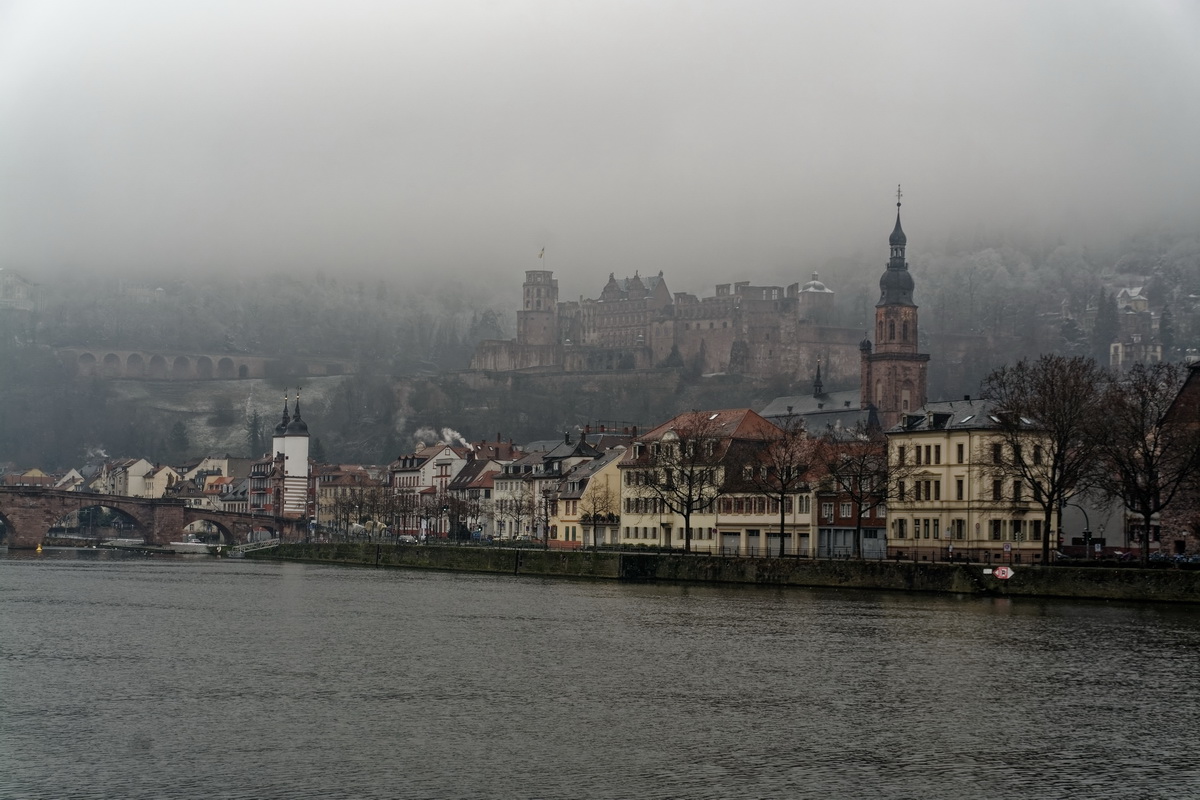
[896,184,903,207]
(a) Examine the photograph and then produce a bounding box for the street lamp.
[1061,500,1093,559]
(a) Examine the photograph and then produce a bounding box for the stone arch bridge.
[55,347,350,381]
[0,487,304,548]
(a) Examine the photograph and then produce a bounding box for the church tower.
[516,270,559,346]
[860,187,929,428]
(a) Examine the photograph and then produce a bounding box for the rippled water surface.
[3,550,1200,799]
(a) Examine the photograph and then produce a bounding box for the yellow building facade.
[886,399,1051,564]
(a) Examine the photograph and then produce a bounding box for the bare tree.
[628,410,729,552]
[393,490,418,537]
[498,489,535,542]
[1093,362,1200,566]
[818,422,891,558]
[743,410,817,556]
[981,354,1108,564]
[579,480,618,548]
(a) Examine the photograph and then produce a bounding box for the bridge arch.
[238,364,249,378]
[48,503,147,541]
[101,353,122,378]
[77,352,97,376]
[0,488,301,548]
[196,356,213,379]
[127,353,145,377]
[171,356,191,379]
[148,354,168,379]
[217,357,235,379]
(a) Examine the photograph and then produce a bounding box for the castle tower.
[860,187,929,428]
[517,270,559,346]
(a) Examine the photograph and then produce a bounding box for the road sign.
[1003,542,1012,553]
[994,566,1014,580]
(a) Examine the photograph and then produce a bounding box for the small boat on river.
[167,534,215,555]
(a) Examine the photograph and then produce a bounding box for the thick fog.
[1,0,1198,297]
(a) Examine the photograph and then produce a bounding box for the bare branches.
[579,481,618,548]
[1093,362,1200,565]
[627,410,731,552]
[818,422,893,557]
[741,412,817,554]
[981,354,1108,562]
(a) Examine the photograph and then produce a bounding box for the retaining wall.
[256,543,1200,604]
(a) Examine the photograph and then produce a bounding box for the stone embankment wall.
[257,543,1200,604]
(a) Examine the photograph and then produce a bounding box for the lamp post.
[1061,500,1092,560]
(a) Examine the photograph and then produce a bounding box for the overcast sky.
[1,0,1197,296]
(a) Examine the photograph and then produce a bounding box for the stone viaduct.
[0,487,304,548]
[55,348,350,381]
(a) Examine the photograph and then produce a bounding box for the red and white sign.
[993,567,1014,580]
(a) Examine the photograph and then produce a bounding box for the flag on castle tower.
[538,248,544,259]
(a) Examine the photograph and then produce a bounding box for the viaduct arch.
[56,348,350,381]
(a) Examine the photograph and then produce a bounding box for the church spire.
[878,185,915,307]
[813,359,824,397]
[889,184,907,264]
[274,392,291,437]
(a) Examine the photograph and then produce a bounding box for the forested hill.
[34,271,511,373]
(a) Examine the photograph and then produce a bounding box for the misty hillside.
[2,224,1199,471]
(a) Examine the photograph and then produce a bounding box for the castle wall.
[470,340,562,372]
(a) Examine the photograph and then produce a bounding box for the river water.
[2,549,1199,799]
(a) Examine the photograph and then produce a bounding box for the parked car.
[397,534,419,544]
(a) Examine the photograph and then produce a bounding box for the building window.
[896,519,907,539]
[1033,445,1043,465]
[932,519,940,539]
[915,446,922,466]
[1012,520,1024,541]
[1012,481,1022,502]
[821,502,833,520]
[934,445,941,464]
[924,445,932,464]
[955,479,964,501]
[840,502,852,518]
[992,480,1002,502]
[934,481,941,501]
[992,442,1003,464]
[953,519,966,539]
[991,520,1003,540]
[898,480,906,501]
[957,443,964,464]
[898,445,907,464]
[922,519,930,539]
[1032,520,1042,541]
